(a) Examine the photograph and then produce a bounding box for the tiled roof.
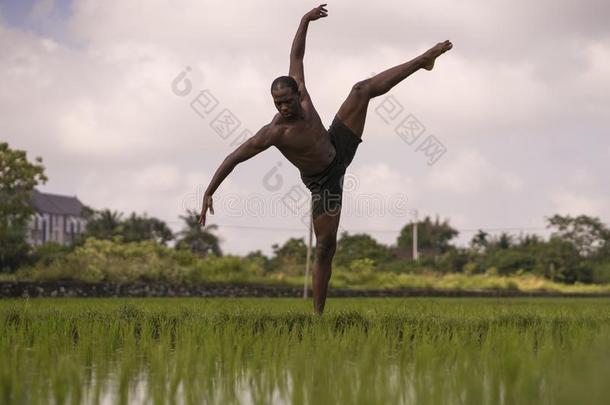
[29,189,85,216]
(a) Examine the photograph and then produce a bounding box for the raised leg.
[336,40,453,138]
[311,209,341,314]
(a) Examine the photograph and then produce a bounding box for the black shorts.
[300,115,362,218]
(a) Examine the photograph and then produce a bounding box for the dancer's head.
[271,76,300,119]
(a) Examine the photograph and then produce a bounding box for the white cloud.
[349,162,415,197]
[57,100,138,155]
[424,148,523,194]
[339,163,414,243]
[40,37,58,52]
[566,168,597,188]
[550,190,608,217]
[131,164,180,191]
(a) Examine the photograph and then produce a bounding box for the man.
[198,4,452,314]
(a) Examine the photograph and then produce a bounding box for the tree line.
[2,141,609,284]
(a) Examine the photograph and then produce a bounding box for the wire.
[165,221,551,234]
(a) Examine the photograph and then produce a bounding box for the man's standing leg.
[311,209,341,314]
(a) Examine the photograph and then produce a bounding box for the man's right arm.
[289,4,328,87]
[199,124,276,225]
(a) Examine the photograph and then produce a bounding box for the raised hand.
[304,4,328,22]
[198,194,214,227]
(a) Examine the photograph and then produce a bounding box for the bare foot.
[422,40,453,71]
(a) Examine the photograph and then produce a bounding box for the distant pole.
[413,209,419,261]
[304,210,313,299]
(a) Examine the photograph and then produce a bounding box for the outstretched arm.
[198,124,276,226]
[289,4,328,85]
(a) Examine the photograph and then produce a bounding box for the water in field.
[2,298,610,404]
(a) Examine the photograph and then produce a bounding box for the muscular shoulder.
[263,116,285,142]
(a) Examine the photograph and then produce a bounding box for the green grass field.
[2,298,610,404]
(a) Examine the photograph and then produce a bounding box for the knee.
[315,237,337,261]
[350,79,372,99]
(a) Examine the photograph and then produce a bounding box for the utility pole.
[412,209,419,262]
[304,210,313,299]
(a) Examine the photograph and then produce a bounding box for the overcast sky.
[1,0,609,255]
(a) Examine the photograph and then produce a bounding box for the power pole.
[304,210,313,299]
[413,209,419,262]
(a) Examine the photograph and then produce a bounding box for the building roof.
[29,190,85,216]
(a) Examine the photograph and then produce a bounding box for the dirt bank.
[1,282,609,298]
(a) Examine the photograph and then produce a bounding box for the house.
[27,190,88,246]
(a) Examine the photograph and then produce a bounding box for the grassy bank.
[4,271,610,295]
[3,238,610,295]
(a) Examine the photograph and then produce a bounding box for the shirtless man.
[198,4,452,314]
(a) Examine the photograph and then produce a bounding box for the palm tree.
[83,208,123,240]
[121,212,174,245]
[470,230,489,253]
[175,210,222,256]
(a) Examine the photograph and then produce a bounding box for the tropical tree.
[397,216,458,259]
[335,232,393,267]
[269,237,307,275]
[532,236,586,283]
[81,208,123,241]
[80,209,173,245]
[0,142,47,271]
[546,214,610,258]
[121,213,173,245]
[470,230,489,254]
[489,232,514,250]
[244,250,273,273]
[175,210,222,256]
[517,233,544,247]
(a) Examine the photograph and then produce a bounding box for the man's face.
[272,86,300,119]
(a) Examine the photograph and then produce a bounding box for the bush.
[15,238,270,285]
[437,249,471,273]
[377,259,426,274]
[592,262,610,284]
[31,242,71,266]
[348,258,376,273]
[483,248,536,275]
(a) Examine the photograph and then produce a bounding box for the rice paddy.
[2,298,610,404]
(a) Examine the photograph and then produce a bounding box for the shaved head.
[271,75,299,94]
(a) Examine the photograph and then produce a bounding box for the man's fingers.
[308,4,328,20]
[198,198,213,227]
[208,197,214,215]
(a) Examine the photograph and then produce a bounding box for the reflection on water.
[3,298,610,404]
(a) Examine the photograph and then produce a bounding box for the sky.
[1,0,609,255]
